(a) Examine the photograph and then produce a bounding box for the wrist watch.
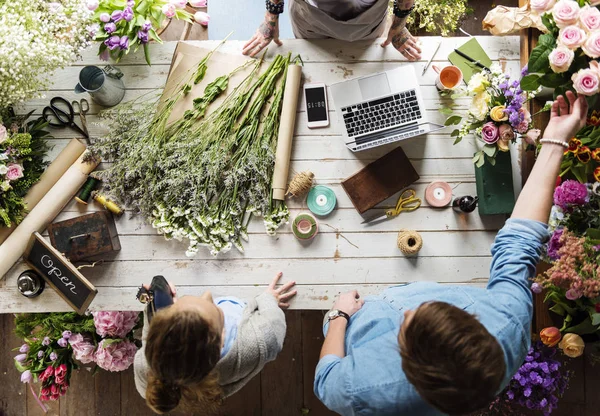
[327,309,350,322]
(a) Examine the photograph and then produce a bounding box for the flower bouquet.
[485,342,571,416]
[444,64,540,167]
[522,0,600,103]
[534,180,600,336]
[0,0,92,107]
[0,109,51,228]
[89,0,196,65]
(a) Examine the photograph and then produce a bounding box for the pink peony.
[572,67,600,95]
[6,164,23,181]
[69,333,97,364]
[583,31,600,58]
[548,45,575,72]
[194,11,210,26]
[552,0,581,28]
[553,179,589,210]
[94,339,137,372]
[558,25,586,49]
[531,0,556,13]
[481,122,499,144]
[579,5,600,32]
[0,125,6,144]
[92,311,140,339]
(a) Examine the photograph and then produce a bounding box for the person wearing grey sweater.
[133,272,297,414]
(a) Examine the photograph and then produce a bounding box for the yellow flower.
[594,167,600,182]
[558,333,585,358]
[469,92,492,121]
[468,72,490,94]
[490,106,508,122]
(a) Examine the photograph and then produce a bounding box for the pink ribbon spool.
[425,181,452,207]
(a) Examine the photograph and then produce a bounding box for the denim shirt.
[215,296,247,358]
[314,218,549,416]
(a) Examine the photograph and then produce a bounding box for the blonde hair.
[144,307,223,414]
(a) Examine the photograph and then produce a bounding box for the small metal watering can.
[74,65,125,107]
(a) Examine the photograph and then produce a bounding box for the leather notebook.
[341,146,420,214]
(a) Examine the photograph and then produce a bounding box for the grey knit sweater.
[133,292,286,399]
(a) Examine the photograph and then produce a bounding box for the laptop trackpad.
[358,73,391,100]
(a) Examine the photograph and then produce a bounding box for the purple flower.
[521,65,529,77]
[481,122,499,144]
[142,20,152,31]
[122,7,134,22]
[594,244,600,251]
[20,370,32,383]
[104,22,117,34]
[138,30,149,43]
[14,354,27,363]
[127,0,135,5]
[99,49,110,61]
[57,338,68,348]
[42,337,51,346]
[119,35,130,50]
[553,180,589,210]
[531,282,543,294]
[547,228,564,261]
[105,35,121,50]
[111,10,123,22]
[566,288,582,300]
[19,344,29,353]
[50,352,57,361]
[88,23,99,38]
[37,351,44,359]
[99,12,111,23]
[62,331,72,340]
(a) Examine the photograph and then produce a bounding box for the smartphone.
[304,83,329,128]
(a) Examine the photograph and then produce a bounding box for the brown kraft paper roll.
[272,64,302,201]
[0,152,99,278]
[0,139,87,244]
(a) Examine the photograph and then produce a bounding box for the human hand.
[242,13,282,57]
[266,272,297,309]
[381,23,421,61]
[333,290,365,317]
[544,91,588,143]
[142,281,177,303]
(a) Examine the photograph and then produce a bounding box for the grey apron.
[289,0,389,42]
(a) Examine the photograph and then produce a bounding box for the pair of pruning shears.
[42,97,90,142]
[361,188,422,224]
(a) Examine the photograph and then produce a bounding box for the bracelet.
[539,138,569,149]
[393,1,415,18]
[265,0,284,15]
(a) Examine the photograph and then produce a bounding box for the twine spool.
[92,191,123,216]
[292,213,318,240]
[75,176,100,205]
[286,171,314,198]
[397,229,423,256]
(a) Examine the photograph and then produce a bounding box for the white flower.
[467,72,490,94]
[0,180,11,192]
[469,91,492,121]
[0,165,7,176]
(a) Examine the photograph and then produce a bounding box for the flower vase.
[474,150,516,215]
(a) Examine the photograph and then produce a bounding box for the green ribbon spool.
[307,185,336,217]
[292,213,318,240]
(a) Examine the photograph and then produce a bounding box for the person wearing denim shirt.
[314,92,589,416]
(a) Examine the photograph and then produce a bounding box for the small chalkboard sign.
[24,232,97,314]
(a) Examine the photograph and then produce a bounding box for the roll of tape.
[425,181,452,207]
[307,185,337,217]
[292,213,318,240]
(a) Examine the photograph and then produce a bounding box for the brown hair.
[399,301,506,415]
[145,307,223,414]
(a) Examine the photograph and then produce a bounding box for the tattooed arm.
[381,0,421,61]
[242,2,283,57]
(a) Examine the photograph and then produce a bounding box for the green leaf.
[450,129,460,137]
[482,144,497,158]
[486,155,497,166]
[520,74,541,91]
[143,43,151,66]
[586,228,600,240]
[572,165,588,183]
[538,33,557,48]
[528,41,554,73]
[566,316,599,335]
[439,107,453,116]
[444,115,462,126]
[549,303,566,316]
[592,312,600,326]
[472,152,482,165]
[539,73,568,88]
[454,135,463,145]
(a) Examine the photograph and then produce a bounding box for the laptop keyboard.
[341,89,421,138]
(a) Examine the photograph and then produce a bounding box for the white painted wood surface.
[0,36,521,311]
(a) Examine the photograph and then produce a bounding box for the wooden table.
[0,36,522,312]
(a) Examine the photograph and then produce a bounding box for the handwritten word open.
[40,255,78,295]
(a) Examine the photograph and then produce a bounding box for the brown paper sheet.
[482,5,547,36]
[0,139,87,244]
[272,64,302,201]
[0,153,100,278]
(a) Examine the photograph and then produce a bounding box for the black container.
[17,270,45,298]
[452,195,478,213]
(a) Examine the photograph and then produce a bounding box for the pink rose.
[499,124,515,142]
[531,0,557,13]
[549,45,575,72]
[69,333,97,364]
[559,25,587,49]
[552,0,580,28]
[525,129,542,145]
[572,67,600,95]
[481,122,499,144]
[94,339,137,372]
[193,11,210,26]
[579,6,600,32]
[583,30,600,57]
[0,125,6,144]
[6,163,23,181]
[92,311,140,339]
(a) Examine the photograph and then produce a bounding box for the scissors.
[42,97,89,140]
[71,98,90,140]
[361,188,422,224]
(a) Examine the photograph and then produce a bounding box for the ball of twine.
[397,230,423,256]
[286,171,315,198]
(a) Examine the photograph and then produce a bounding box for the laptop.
[330,66,444,152]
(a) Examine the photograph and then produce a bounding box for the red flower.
[587,110,600,127]
[594,167,600,182]
[54,364,67,378]
[39,366,54,382]
[50,393,60,401]
[55,374,66,385]
[567,138,581,153]
[50,384,59,395]
[40,395,50,402]
[556,176,562,187]
[577,146,592,163]
[59,383,69,396]
[40,387,51,397]
[592,148,600,162]
[595,303,600,313]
